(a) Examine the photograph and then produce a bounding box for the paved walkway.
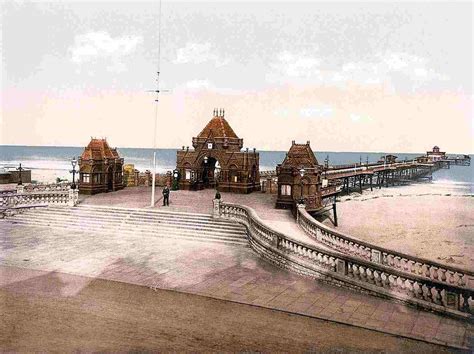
[1,266,454,352]
[1,219,472,350]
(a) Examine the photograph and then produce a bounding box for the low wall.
[214,200,473,320]
[0,184,78,209]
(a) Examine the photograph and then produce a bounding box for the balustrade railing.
[216,200,473,318]
[0,184,78,208]
[296,205,474,290]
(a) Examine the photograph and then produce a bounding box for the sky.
[1,0,473,153]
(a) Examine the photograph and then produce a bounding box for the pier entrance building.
[276,141,322,212]
[176,109,260,194]
[78,138,124,195]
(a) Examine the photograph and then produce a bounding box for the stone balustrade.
[0,185,78,208]
[215,200,473,319]
[296,205,474,290]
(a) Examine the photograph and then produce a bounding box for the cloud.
[69,31,143,72]
[269,51,321,80]
[174,42,228,66]
[267,49,448,91]
[332,52,449,88]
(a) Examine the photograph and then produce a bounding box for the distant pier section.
[260,146,471,197]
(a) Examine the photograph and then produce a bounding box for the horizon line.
[1,143,473,156]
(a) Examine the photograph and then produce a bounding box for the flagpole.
[150,0,162,207]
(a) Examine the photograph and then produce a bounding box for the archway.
[201,156,221,189]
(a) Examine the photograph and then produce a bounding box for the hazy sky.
[1,1,473,153]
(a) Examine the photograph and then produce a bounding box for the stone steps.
[11,215,247,240]
[24,209,244,235]
[44,205,240,228]
[9,205,249,246]
[10,218,248,245]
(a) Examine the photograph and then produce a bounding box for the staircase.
[7,205,249,246]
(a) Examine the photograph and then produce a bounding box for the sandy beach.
[328,182,474,270]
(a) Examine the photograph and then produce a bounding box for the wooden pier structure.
[261,154,470,198]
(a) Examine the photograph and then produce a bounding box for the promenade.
[1,187,473,351]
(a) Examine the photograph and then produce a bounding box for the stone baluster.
[413,281,423,299]
[431,266,439,281]
[461,292,471,312]
[439,269,447,282]
[394,256,401,270]
[433,287,442,305]
[373,270,381,286]
[367,268,375,284]
[347,262,354,277]
[423,284,432,303]
[388,275,396,290]
[446,270,454,284]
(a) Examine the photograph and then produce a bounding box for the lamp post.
[70,157,77,189]
[16,163,24,185]
[203,156,208,187]
[299,167,305,204]
[172,168,179,191]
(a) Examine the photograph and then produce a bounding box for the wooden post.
[370,175,373,191]
[359,175,362,193]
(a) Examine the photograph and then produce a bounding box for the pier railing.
[0,184,78,209]
[214,200,472,319]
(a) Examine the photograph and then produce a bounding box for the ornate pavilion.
[78,138,124,195]
[275,141,322,212]
[176,109,260,194]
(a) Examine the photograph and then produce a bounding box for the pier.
[261,155,471,197]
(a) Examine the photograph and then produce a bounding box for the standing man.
[162,184,170,206]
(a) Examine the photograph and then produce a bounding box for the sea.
[0,145,472,193]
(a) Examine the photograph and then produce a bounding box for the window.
[207,142,213,149]
[280,184,291,196]
[82,174,90,183]
[93,174,100,183]
[185,169,191,180]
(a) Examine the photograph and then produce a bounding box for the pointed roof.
[281,141,319,168]
[197,111,239,139]
[80,138,120,160]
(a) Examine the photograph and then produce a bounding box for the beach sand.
[326,183,474,270]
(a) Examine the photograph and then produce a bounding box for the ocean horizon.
[0,145,472,189]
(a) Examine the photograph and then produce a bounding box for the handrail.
[296,206,474,285]
[215,200,473,318]
[23,183,71,192]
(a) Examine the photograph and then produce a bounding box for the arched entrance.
[201,156,220,188]
[176,110,260,193]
